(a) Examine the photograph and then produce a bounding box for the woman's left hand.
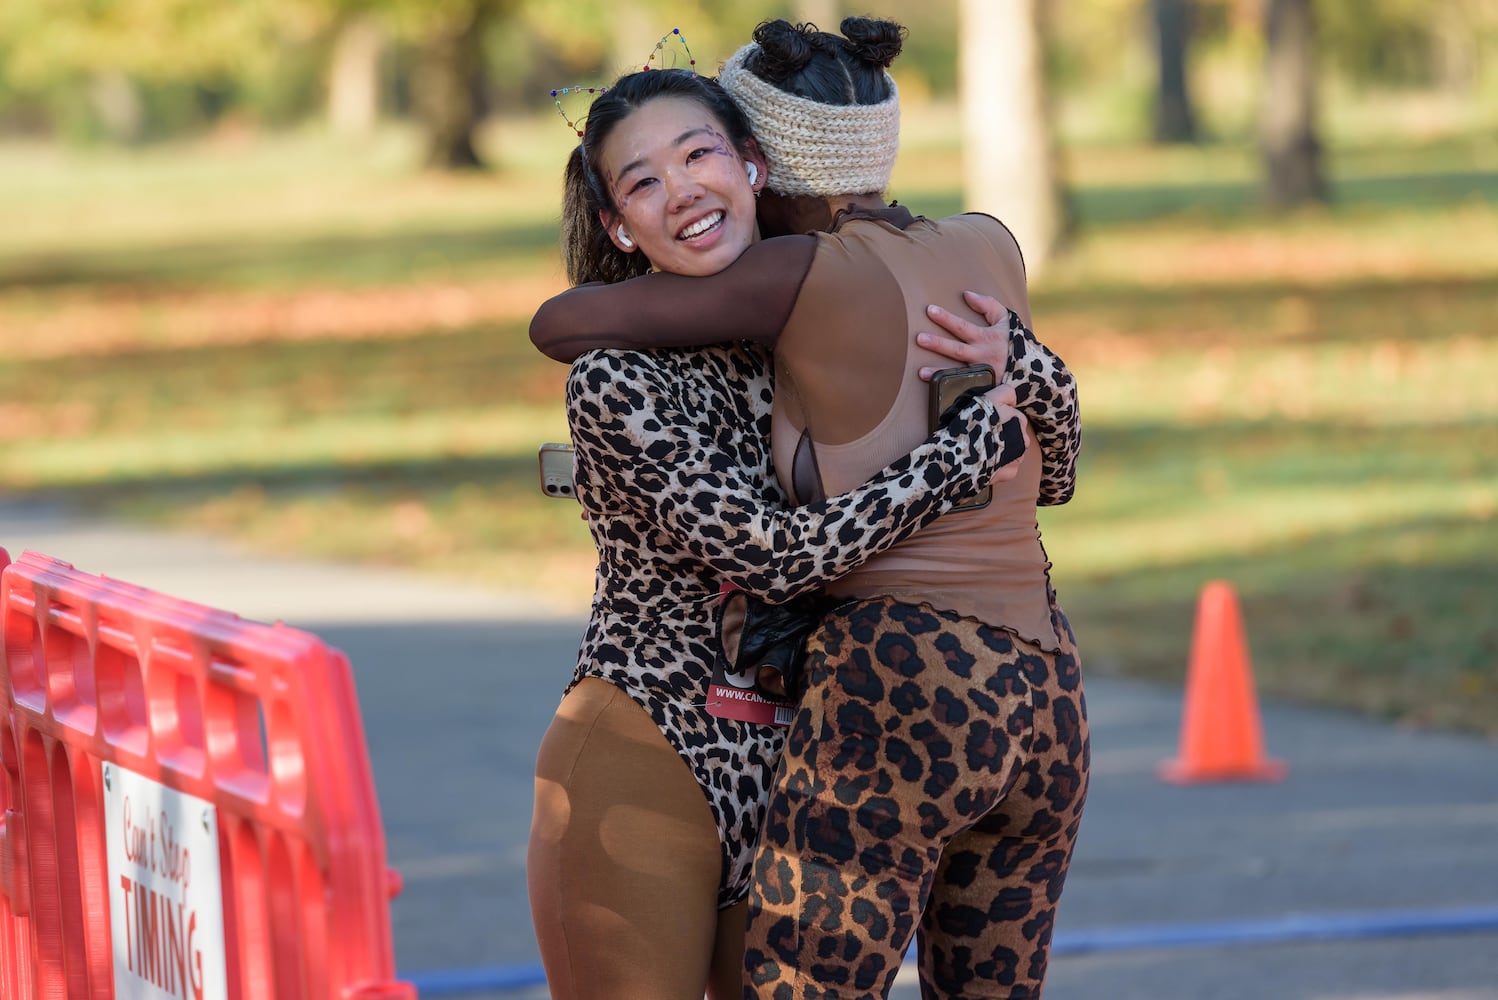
[914,290,1016,381]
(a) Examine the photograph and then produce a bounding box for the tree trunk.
[1259,0,1325,207]
[1151,0,1197,143]
[412,3,488,170]
[1431,5,1478,91]
[958,0,1067,276]
[88,73,144,144]
[327,15,384,136]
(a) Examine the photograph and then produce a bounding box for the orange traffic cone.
[1159,580,1287,783]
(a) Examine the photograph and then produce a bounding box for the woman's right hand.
[986,383,1031,484]
[917,292,1022,380]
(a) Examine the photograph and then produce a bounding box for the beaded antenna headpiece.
[549,85,608,138]
[549,28,697,138]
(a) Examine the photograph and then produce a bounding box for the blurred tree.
[1043,0,1156,142]
[1315,0,1498,91]
[87,73,146,144]
[0,0,281,87]
[1259,0,1325,207]
[0,0,289,139]
[0,0,343,139]
[1151,0,1197,142]
[369,0,520,168]
[958,0,1068,275]
[327,13,384,135]
[410,2,488,167]
[1317,0,1442,86]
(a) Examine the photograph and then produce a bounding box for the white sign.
[103,763,228,1000]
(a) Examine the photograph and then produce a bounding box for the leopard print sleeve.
[1004,313,1081,506]
[566,350,1015,604]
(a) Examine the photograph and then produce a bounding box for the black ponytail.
[562,145,647,285]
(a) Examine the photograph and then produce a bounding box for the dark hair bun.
[840,16,906,68]
[750,19,816,83]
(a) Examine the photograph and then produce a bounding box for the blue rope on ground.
[401,963,548,997]
[401,902,1498,996]
[1051,902,1498,955]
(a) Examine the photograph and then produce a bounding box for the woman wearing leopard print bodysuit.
[531,18,1089,1000]
[525,67,1067,1000]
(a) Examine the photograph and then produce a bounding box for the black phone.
[537,442,577,500]
[929,364,996,511]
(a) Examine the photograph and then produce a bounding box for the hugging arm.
[924,298,1081,506]
[529,236,818,362]
[1005,318,1081,506]
[566,352,1019,603]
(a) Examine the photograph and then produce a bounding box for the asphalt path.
[3,500,1496,1000]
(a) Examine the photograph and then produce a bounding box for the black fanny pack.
[717,589,832,702]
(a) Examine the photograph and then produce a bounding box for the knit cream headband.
[716,42,900,199]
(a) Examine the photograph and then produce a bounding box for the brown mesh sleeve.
[529,235,819,362]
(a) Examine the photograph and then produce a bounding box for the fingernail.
[916,332,931,344]
[926,305,941,316]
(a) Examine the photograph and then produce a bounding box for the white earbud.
[746,162,758,186]
[617,228,634,250]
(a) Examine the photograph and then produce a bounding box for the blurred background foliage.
[1,0,1495,735]
[1,0,1495,147]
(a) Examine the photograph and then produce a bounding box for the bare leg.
[529,678,725,1000]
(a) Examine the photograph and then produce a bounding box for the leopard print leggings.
[744,596,1089,1000]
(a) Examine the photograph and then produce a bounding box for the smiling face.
[596,96,766,277]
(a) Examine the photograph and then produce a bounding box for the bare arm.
[530,235,818,362]
[917,292,1081,505]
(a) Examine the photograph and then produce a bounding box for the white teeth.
[679,211,723,240]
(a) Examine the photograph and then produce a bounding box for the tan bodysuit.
[530,207,1080,650]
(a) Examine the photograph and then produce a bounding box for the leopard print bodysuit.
[564,341,1021,905]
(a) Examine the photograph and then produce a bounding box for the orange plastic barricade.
[0,548,415,1000]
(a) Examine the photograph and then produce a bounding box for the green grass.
[0,122,568,291]
[2,108,1495,736]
